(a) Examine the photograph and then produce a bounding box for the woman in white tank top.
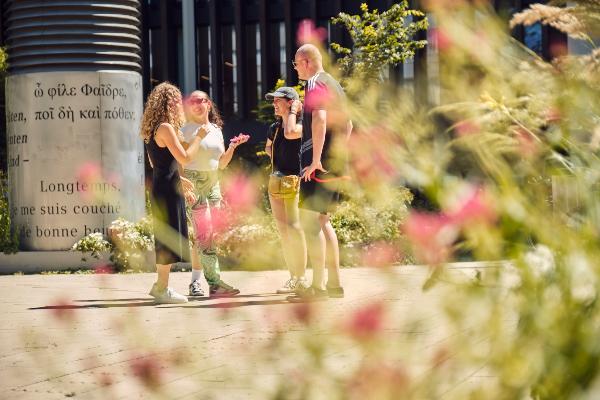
[181,90,249,297]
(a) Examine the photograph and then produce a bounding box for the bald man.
[288,44,352,302]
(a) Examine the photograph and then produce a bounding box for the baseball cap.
[265,86,299,101]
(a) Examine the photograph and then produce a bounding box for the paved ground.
[0,265,498,399]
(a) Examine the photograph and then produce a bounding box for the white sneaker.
[276,277,297,294]
[152,286,188,304]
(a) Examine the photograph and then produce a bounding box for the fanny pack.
[268,172,300,199]
[268,123,300,199]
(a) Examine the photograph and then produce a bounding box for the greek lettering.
[81,83,126,99]
[79,106,100,120]
[34,83,43,98]
[104,107,134,120]
[57,106,74,123]
[47,83,77,100]
[34,107,54,120]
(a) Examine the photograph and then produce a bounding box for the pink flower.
[130,354,163,389]
[76,162,102,185]
[304,84,333,111]
[346,301,385,340]
[447,187,497,226]
[403,212,456,265]
[221,174,258,216]
[429,27,453,52]
[76,162,103,201]
[454,120,480,137]
[94,263,114,274]
[361,241,401,268]
[49,297,77,322]
[292,302,313,325]
[296,19,327,45]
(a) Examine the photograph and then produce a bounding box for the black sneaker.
[287,286,328,302]
[189,280,205,297]
[326,286,344,298]
[209,280,240,297]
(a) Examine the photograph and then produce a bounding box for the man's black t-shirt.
[300,71,346,176]
[267,120,301,176]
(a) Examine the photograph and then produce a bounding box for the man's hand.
[301,161,326,182]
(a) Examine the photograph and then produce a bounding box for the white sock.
[191,269,202,282]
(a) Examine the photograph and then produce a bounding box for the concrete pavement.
[0,265,497,399]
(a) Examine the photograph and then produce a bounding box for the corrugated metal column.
[4,0,146,252]
[182,0,197,95]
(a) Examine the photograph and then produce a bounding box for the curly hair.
[140,82,184,143]
[208,100,224,129]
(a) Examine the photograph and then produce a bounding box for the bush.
[71,217,154,272]
[331,187,413,265]
[0,171,19,254]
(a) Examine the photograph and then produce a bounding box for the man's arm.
[346,119,353,140]
[301,109,327,181]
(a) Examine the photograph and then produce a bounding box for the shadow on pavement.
[177,298,293,309]
[28,293,288,310]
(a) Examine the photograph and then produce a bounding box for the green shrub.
[0,171,19,254]
[71,217,154,272]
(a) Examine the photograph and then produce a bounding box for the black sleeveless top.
[267,120,301,176]
[145,127,189,264]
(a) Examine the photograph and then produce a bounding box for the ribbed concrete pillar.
[4,0,145,250]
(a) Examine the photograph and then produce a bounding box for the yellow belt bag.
[268,124,300,199]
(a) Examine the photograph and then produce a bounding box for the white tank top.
[181,122,225,171]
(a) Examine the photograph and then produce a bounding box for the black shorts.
[299,172,341,214]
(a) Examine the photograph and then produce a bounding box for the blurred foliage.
[331,2,428,83]
[0,47,8,173]
[0,170,19,254]
[16,1,600,399]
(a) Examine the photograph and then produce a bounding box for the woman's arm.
[265,138,273,157]
[218,134,249,169]
[284,100,303,139]
[155,123,204,165]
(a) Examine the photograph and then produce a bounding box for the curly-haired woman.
[140,82,204,304]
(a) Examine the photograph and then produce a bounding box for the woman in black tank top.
[139,82,205,304]
[263,87,308,294]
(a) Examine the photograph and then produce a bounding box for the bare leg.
[283,194,307,278]
[319,214,341,288]
[156,263,172,289]
[270,195,294,277]
[190,243,203,271]
[301,209,326,290]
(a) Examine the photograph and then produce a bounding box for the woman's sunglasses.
[185,97,210,106]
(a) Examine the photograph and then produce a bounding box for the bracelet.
[290,112,297,115]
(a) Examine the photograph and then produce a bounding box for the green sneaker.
[209,280,240,297]
[326,286,344,298]
[287,286,328,302]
